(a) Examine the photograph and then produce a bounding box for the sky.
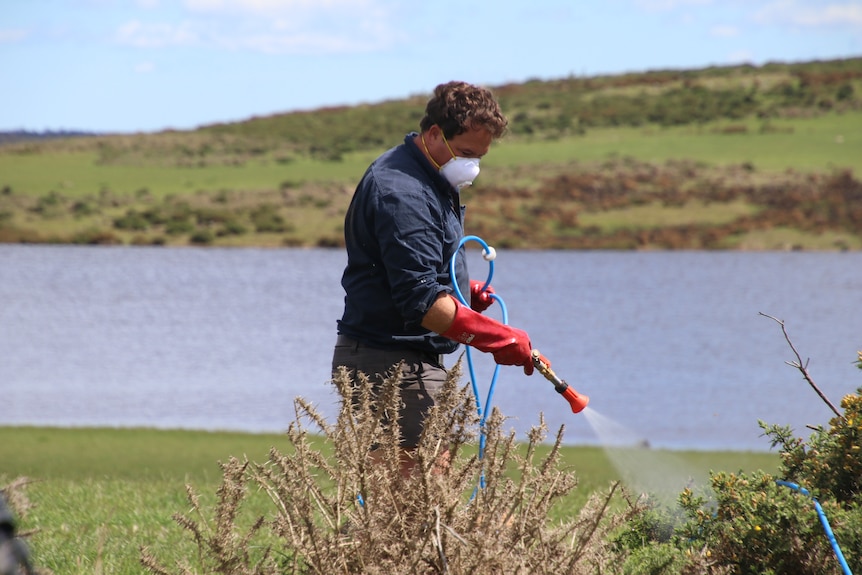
[2,0,861,134]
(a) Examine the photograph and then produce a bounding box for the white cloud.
[755,1,862,28]
[114,0,403,54]
[711,25,740,37]
[634,0,713,11]
[228,32,363,53]
[0,28,29,43]
[725,49,754,63]
[114,20,202,48]
[183,0,381,16]
[135,61,156,73]
[798,3,862,25]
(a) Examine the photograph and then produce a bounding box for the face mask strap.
[441,132,458,161]
[421,133,442,170]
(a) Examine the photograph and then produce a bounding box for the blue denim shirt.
[337,133,470,354]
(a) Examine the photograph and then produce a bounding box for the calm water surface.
[2,245,860,451]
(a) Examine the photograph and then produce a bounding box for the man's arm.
[420,292,457,334]
[423,292,537,375]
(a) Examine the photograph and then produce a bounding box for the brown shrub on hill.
[465,160,862,250]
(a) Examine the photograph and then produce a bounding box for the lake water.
[2,245,860,452]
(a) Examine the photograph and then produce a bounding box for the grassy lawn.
[578,199,760,231]
[2,112,859,200]
[1,426,779,574]
[486,112,862,173]
[732,227,862,250]
[1,109,859,251]
[0,151,363,199]
[1,110,859,250]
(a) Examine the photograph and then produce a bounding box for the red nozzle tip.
[562,386,589,414]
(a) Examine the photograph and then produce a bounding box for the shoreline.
[0,424,779,458]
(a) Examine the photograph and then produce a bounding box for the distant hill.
[192,57,862,160]
[1,57,860,250]
[0,129,100,146]
[2,56,860,162]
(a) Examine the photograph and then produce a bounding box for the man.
[332,81,540,477]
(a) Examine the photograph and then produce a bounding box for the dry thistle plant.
[141,459,273,575]
[143,359,627,574]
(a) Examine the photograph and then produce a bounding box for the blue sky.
[2,0,861,133]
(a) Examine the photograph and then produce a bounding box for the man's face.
[427,124,493,167]
[443,126,493,160]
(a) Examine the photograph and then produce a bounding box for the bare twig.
[759,312,843,419]
[432,506,450,575]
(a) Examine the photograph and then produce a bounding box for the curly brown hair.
[419,81,508,140]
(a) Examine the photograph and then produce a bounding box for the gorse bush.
[135,333,862,574]
[142,361,630,574]
[612,349,862,575]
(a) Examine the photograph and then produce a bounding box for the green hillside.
[1,57,861,249]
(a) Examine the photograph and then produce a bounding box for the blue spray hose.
[775,480,852,575]
[354,235,499,510]
[448,235,505,490]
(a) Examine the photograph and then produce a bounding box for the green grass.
[1,427,303,573]
[1,426,779,574]
[0,151,372,199]
[732,226,862,250]
[578,199,760,231]
[2,112,859,201]
[0,427,295,482]
[485,112,862,173]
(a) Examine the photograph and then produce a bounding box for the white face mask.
[422,130,482,190]
[440,156,481,190]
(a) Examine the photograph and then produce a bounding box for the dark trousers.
[332,335,448,448]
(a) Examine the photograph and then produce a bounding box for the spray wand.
[531,350,590,414]
[449,235,592,417]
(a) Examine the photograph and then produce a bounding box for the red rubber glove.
[469,280,495,313]
[442,297,535,375]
